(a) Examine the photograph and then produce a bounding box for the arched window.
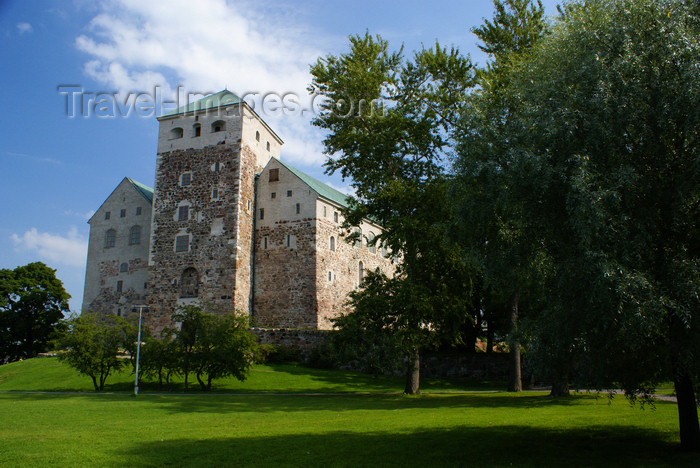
[193,124,201,137]
[105,229,116,248]
[353,228,362,248]
[255,131,260,141]
[170,127,183,139]
[381,241,388,257]
[180,267,199,298]
[358,261,364,285]
[330,236,336,251]
[129,226,141,245]
[120,262,128,273]
[266,141,270,151]
[211,120,225,133]
[368,231,376,254]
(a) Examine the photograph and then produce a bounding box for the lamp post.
[133,305,147,396]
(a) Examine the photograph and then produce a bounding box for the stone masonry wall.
[315,207,396,329]
[252,328,329,359]
[146,144,248,335]
[83,178,152,317]
[253,219,318,328]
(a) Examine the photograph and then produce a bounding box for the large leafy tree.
[0,262,70,363]
[309,33,476,393]
[458,0,700,450]
[454,0,551,392]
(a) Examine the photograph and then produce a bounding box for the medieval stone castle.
[82,90,394,334]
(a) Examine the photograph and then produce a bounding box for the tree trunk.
[487,317,494,354]
[550,380,570,397]
[669,311,700,451]
[673,366,700,451]
[91,375,99,392]
[507,292,522,392]
[184,371,189,391]
[196,370,207,391]
[404,349,420,395]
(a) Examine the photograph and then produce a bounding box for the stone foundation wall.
[252,327,330,358]
[420,353,509,380]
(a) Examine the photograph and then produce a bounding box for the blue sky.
[0,0,562,311]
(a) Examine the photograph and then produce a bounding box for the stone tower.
[145,91,283,333]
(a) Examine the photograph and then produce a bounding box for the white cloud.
[75,0,319,98]
[11,227,88,268]
[16,22,33,34]
[326,181,356,197]
[64,209,95,220]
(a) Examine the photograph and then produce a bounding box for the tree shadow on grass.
[116,425,695,467]
[0,391,640,416]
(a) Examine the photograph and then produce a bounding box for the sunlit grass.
[0,358,695,467]
[0,357,502,394]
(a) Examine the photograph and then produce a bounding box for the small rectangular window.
[334,212,339,223]
[178,206,189,221]
[105,211,111,220]
[247,200,251,211]
[259,208,264,220]
[269,168,279,182]
[144,282,148,289]
[116,280,123,293]
[120,209,126,218]
[175,235,189,252]
[287,190,292,197]
[214,161,219,172]
[286,234,291,247]
[263,237,268,249]
[328,271,332,282]
[271,192,276,199]
[296,203,300,214]
[323,206,327,217]
[136,207,142,216]
[181,173,192,186]
[212,188,219,199]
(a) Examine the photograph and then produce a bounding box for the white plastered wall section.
[82,178,152,313]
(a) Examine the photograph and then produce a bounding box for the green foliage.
[55,313,128,391]
[456,0,700,449]
[139,330,178,390]
[171,304,257,391]
[310,34,478,392]
[0,262,70,363]
[472,0,549,61]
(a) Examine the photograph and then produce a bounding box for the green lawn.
[0,358,696,467]
[0,357,500,394]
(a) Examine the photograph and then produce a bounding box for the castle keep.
[82,91,394,333]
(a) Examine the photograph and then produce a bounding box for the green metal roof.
[159,89,242,118]
[276,159,353,209]
[126,178,154,204]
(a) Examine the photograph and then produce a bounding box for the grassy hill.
[0,357,500,394]
[0,358,696,467]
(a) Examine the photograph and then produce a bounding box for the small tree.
[173,304,257,391]
[140,330,178,391]
[194,312,257,390]
[56,314,127,391]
